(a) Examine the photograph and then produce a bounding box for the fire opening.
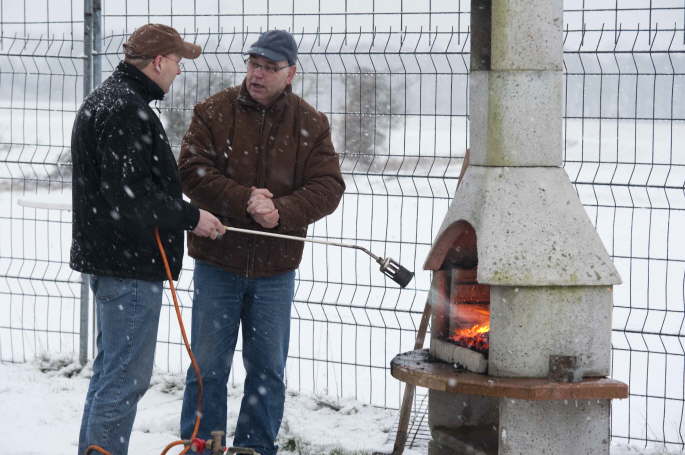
[444,268,491,355]
[449,302,490,353]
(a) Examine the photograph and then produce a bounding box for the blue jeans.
[180,261,295,455]
[78,275,163,455]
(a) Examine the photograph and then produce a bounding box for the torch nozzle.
[377,257,414,288]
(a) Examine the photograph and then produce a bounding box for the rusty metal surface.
[391,349,629,401]
[548,355,580,383]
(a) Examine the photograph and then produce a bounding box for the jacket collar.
[237,79,291,112]
[113,61,165,103]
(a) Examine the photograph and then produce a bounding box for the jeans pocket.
[94,276,132,303]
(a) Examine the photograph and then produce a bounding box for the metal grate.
[381,389,431,450]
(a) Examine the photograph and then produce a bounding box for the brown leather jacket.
[178,81,345,277]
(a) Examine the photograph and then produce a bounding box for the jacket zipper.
[246,107,268,278]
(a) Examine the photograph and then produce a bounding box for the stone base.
[427,389,611,455]
[430,337,488,373]
[429,390,499,454]
[429,440,456,455]
[499,398,610,455]
[431,426,498,455]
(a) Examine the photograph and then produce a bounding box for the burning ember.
[449,303,490,353]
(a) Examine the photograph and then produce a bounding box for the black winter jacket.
[70,62,199,281]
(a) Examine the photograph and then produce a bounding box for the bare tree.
[336,68,401,169]
[162,72,236,159]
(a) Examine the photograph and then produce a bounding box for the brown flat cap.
[123,24,201,59]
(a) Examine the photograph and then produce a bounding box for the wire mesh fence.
[0,29,83,364]
[0,0,684,450]
[562,6,685,449]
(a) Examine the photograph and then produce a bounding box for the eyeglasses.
[245,57,290,74]
[162,55,184,72]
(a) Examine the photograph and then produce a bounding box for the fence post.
[79,0,94,367]
[93,0,102,87]
[79,275,90,365]
[84,0,93,95]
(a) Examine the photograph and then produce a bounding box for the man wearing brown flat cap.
[71,24,224,455]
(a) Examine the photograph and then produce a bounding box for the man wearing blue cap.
[177,30,345,454]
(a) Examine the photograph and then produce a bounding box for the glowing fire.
[449,304,490,353]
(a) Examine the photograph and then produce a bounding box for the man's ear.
[152,55,163,72]
[286,65,297,84]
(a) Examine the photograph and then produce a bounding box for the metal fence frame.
[1,0,684,450]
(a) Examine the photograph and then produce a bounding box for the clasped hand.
[247,187,279,229]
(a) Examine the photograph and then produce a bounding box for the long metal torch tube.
[222,225,380,261]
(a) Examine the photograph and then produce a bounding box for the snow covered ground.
[0,355,404,455]
[0,356,681,455]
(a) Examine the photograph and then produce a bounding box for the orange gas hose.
[160,439,189,455]
[154,227,205,455]
[84,228,206,455]
[85,445,111,455]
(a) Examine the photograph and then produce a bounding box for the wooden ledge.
[391,349,629,401]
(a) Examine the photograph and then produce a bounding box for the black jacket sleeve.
[95,102,199,231]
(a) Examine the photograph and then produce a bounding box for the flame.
[449,304,490,353]
[452,321,490,338]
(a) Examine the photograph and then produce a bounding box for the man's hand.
[247,186,279,228]
[252,209,280,229]
[192,209,225,240]
[248,187,273,203]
